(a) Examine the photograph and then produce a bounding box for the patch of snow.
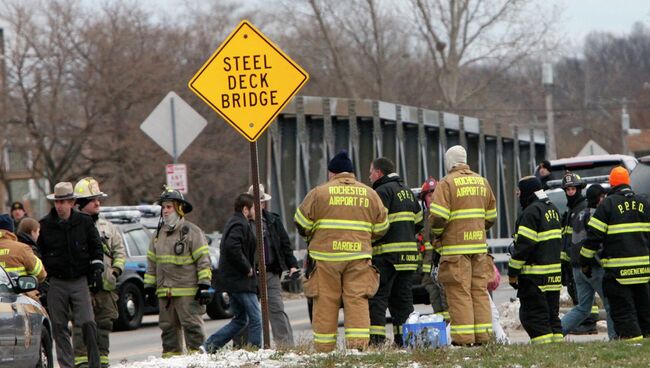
[498,299,522,331]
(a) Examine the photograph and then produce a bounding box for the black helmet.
[157,187,193,214]
[561,172,586,189]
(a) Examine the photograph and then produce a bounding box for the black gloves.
[195,284,214,305]
[88,262,104,293]
[508,276,518,290]
[145,287,157,302]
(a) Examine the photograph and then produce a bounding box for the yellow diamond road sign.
[188,20,309,142]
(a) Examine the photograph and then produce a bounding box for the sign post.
[188,20,309,348]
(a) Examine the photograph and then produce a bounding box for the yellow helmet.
[74,177,108,199]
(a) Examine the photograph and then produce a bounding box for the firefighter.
[580,167,650,340]
[144,188,212,357]
[417,177,449,321]
[368,157,422,347]
[294,150,388,352]
[508,176,563,344]
[72,178,126,368]
[560,172,598,334]
[428,145,497,346]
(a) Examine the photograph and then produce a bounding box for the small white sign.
[166,164,188,194]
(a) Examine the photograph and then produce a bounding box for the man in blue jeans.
[204,194,261,351]
[561,184,616,339]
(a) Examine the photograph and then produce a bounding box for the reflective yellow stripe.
[100,356,109,364]
[591,305,599,314]
[113,257,126,269]
[294,208,314,230]
[449,208,486,220]
[601,256,650,268]
[474,323,493,333]
[517,226,538,242]
[155,255,195,265]
[508,258,525,270]
[315,219,373,232]
[627,335,643,342]
[372,242,418,255]
[373,218,390,233]
[434,311,450,321]
[422,264,432,273]
[531,333,553,344]
[192,245,209,260]
[197,268,212,280]
[309,250,371,261]
[562,226,573,235]
[521,263,561,275]
[30,258,43,276]
[144,274,156,285]
[147,250,156,261]
[156,287,197,297]
[432,227,444,236]
[414,210,423,224]
[74,356,88,364]
[538,284,562,292]
[394,264,418,271]
[423,242,433,251]
[560,251,570,262]
[5,266,26,275]
[370,325,386,336]
[450,324,475,335]
[393,325,403,334]
[607,222,650,235]
[588,217,608,233]
[617,277,650,284]
[388,211,416,223]
[580,247,597,258]
[440,243,487,255]
[314,333,337,343]
[430,203,450,220]
[538,229,562,241]
[345,328,369,338]
[552,334,564,343]
[162,352,182,358]
[486,208,497,220]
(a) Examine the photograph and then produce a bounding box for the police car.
[0,265,52,368]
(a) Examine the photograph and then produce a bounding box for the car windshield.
[124,229,150,257]
[546,189,567,215]
[549,160,627,180]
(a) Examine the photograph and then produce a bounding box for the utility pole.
[542,63,556,160]
[621,97,629,156]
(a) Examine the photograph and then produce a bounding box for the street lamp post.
[543,63,557,160]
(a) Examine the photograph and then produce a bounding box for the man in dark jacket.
[247,184,298,347]
[368,157,422,347]
[38,182,104,368]
[203,193,261,352]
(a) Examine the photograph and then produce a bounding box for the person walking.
[580,167,650,340]
[144,187,212,357]
[368,157,422,347]
[561,184,616,339]
[38,182,104,368]
[428,145,497,346]
[72,178,126,368]
[417,176,449,321]
[0,214,46,298]
[508,176,563,344]
[203,193,261,352]
[294,150,388,352]
[559,172,598,334]
[246,184,298,347]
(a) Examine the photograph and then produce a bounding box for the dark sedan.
[0,266,52,367]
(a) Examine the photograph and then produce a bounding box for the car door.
[0,267,18,367]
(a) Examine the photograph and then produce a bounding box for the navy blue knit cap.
[0,214,15,233]
[328,150,354,174]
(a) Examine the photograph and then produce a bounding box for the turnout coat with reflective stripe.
[371,174,423,271]
[580,185,650,285]
[294,172,389,261]
[97,218,126,291]
[144,218,212,297]
[0,230,46,282]
[428,164,497,256]
[560,195,587,265]
[508,197,562,291]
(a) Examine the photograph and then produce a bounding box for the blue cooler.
[402,321,448,348]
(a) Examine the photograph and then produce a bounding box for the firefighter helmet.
[418,176,438,200]
[157,187,193,214]
[74,177,108,199]
[561,172,586,189]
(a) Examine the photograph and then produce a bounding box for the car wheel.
[114,282,144,331]
[206,291,233,319]
[36,325,53,368]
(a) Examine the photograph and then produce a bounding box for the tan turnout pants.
[303,259,379,352]
[438,253,493,345]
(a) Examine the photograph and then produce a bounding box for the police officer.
[417,177,449,321]
[294,150,388,352]
[508,176,563,344]
[580,167,650,340]
[72,178,126,368]
[144,188,212,357]
[368,157,422,346]
[429,145,497,346]
[560,172,598,334]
